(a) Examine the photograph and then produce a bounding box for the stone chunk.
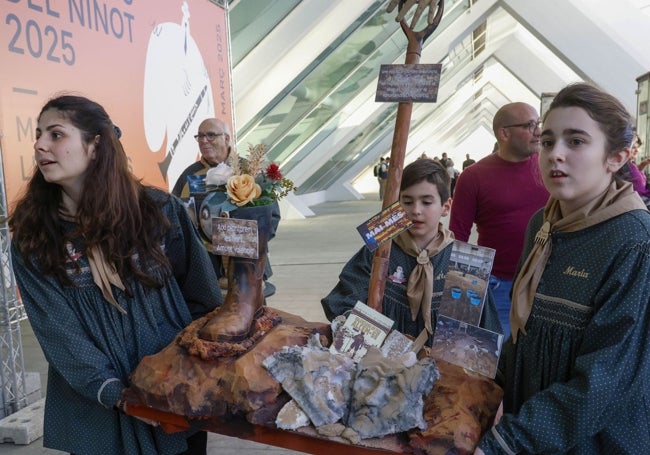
[347,349,439,439]
[263,335,357,427]
[275,399,310,430]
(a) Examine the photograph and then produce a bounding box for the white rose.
[206,163,235,186]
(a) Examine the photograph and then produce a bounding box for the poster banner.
[0,0,233,207]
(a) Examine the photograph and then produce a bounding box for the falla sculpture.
[124,2,503,453]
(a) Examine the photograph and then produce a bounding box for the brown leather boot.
[197,204,272,343]
[198,254,266,342]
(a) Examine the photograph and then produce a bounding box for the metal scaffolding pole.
[0,141,27,418]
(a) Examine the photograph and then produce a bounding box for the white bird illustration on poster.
[143,1,215,188]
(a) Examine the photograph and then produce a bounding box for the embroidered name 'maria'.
[563,266,589,279]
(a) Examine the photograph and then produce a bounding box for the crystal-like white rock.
[263,334,357,427]
[275,399,310,430]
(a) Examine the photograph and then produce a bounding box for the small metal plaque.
[375,64,442,103]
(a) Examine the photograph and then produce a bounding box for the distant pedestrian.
[374,157,389,199]
[440,153,457,196]
[462,154,475,170]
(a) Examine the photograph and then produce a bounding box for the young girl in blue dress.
[476,84,650,454]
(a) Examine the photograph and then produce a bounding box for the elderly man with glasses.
[172,118,233,197]
[173,118,280,297]
[449,102,549,337]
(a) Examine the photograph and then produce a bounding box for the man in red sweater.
[450,102,549,337]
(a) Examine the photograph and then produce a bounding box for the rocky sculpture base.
[180,307,282,359]
[126,309,503,453]
[128,309,331,425]
[408,358,503,454]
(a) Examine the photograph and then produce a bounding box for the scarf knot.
[510,181,647,342]
[417,250,430,264]
[393,224,454,334]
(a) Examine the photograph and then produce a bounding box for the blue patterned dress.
[479,208,650,454]
[11,189,222,455]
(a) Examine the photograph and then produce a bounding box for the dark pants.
[181,431,207,455]
[488,275,513,337]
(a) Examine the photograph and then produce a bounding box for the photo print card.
[330,301,395,362]
[356,201,413,252]
[431,315,503,379]
[439,241,495,326]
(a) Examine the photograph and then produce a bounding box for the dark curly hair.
[9,95,171,288]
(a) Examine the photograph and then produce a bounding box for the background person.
[172,118,232,198]
[9,95,222,455]
[450,102,549,336]
[440,152,458,196]
[173,118,280,296]
[476,83,650,455]
[439,152,453,171]
[625,132,650,199]
[462,153,475,169]
[375,156,389,200]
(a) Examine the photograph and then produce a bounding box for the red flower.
[266,163,282,180]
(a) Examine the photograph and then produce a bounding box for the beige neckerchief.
[510,181,647,342]
[393,223,454,333]
[59,205,127,314]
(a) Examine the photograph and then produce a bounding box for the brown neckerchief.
[393,223,454,333]
[59,207,127,314]
[510,180,647,342]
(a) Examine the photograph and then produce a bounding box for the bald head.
[199,118,231,137]
[196,118,231,165]
[492,103,537,135]
[492,102,540,162]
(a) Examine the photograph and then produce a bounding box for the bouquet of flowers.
[205,143,296,212]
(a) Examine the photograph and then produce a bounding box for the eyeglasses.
[502,120,541,134]
[194,132,227,142]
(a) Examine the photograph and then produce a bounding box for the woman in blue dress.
[9,95,223,454]
[476,84,650,454]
